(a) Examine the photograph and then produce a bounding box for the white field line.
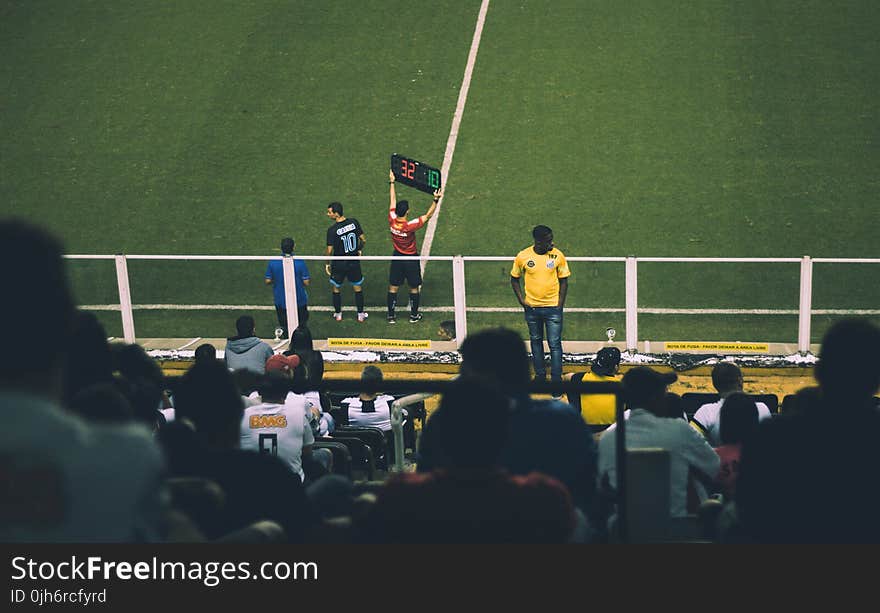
[79,304,880,315]
[419,0,491,277]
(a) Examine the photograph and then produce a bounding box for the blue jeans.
[524,306,563,381]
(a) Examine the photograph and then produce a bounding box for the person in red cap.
[256,353,333,482]
[264,353,300,375]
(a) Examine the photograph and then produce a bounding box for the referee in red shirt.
[387,169,442,324]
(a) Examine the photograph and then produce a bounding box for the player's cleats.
[357,312,368,322]
[409,313,423,323]
[387,314,396,324]
[333,312,342,322]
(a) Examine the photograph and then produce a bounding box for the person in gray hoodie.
[225,315,275,374]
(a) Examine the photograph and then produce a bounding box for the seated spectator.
[68,382,135,424]
[597,367,720,520]
[780,386,823,417]
[159,360,314,542]
[224,315,274,374]
[356,380,579,543]
[713,392,759,500]
[262,353,332,480]
[193,343,217,364]
[240,368,314,483]
[565,346,622,425]
[112,343,171,433]
[341,366,396,432]
[663,392,687,420]
[285,325,324,385]
[62,310,115,406]
[691,362,772,446]
[736,319,880,543]
[0,219,165,542]
[284,326,333,435]
[231,368,263,408]
[417,327,597,524]
[342,365,403,463]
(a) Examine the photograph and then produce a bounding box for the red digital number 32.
[398,159,416,180]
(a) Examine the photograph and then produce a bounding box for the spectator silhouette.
[597,366,720,520]
[691,362,772,445]
[780,385,823,417]
[663,392,687,420]
[736,318,880,542]
[159,360,314,541]
[0,219,165,542]
[62,310,115,406]
[285,326,324,385]
[417,327,597,521]
[112,343,170,432]
[284,326,333,436]
[68,382,135,424]
[357,379,577,543]
[713,392,759,500]
[193,343,217,364]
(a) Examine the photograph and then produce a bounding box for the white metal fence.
[65,254,880,354]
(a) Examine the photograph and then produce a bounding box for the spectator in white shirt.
[692,362,772,446]
[342,365,396,432]
[598,367,720,519]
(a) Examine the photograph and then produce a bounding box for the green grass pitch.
[2,1,878,343]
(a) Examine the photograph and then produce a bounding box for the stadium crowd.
[2,218,879,543]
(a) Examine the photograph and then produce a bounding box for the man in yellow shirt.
[510,225,571,384]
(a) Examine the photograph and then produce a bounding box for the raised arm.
[423,189,442,221]
[389,169,397,212]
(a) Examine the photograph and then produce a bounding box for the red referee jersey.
[388,211,426,255]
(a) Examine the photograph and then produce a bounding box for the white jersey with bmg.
[240,395,314,481]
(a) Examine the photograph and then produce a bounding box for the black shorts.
[389,253,422,287]
[330,261,364,287]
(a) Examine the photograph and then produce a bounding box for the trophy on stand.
[605,327,616,343]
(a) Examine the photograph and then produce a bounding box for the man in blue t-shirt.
[265,237,310,337]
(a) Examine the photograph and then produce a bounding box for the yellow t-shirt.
[510,246,571,307]
[573,371,620,425]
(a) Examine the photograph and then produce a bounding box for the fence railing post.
[798,255,813,354]
[452,255,467,348]
[282,255,299,340]
[625,256,638,353]
[114,254,136,343]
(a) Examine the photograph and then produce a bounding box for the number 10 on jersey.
[391,153,442,194]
